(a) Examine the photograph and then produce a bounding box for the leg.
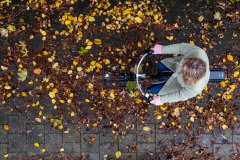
[157,62,171,72]
[148,82,166,94]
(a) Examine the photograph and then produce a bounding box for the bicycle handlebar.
[136,49,154,103]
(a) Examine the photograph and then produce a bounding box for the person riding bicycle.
[149,43,210,105]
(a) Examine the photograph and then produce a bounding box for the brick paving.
[1,106,240,159]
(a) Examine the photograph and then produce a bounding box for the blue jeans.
[148,62,171,94]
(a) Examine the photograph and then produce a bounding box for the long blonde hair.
[181,57,207,86]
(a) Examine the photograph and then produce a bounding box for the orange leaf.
[34,68,42,75]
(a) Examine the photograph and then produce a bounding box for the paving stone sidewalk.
[1,106,240,160]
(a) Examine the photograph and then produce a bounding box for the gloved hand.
[151,44,163,55]
[150,95,163,105]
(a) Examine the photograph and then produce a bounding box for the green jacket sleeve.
[160,87,199,103]
[161,43,203,55]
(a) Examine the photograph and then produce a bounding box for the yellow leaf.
[48,92,55,98]
[90,61,96,66]
[227,54,233,61]
[115,151,121,158]
[73,60,78,66]
[123,8,131,16]
[137,11,143,17]
[221,124,228,129]
[198,15,204,22]
[85,99,90,102]
[93,123,98,127]
[34,142,40,147]
[229,84,236,90]
[28,80,33,84]
[43,51,48,55]
[104,59,110,64]
[88,16,95,22]
[60,148,64,152]
[137,42,142,48]
[4,154,8,158]
[52,88,58,93]
[59,99,65,103]
[3,125,9,131]
[143,126,151,131]
[4,85,11,90]
[77,67,83,72]
[190,116,195,122]
[222,58,226,62]
[7,24,16,32]
[41,148,46,153]
[166,35,173,41]
[65,20,71,25]
[1,66,8,70]
[22,92,27,97]
[171,121,176,126]
[85,45,92,50]
[234,71,239,78]
[94,39,102,45]
[233,116,238,121]
[226,94,232,100]
[219,81,226,87]
[52,99,56,104]
[135,98,142,104]
[58,125,63,129]
[6,93,11,98]
[135,17,143,23]
[208,125,213,130]
[189,40,194,45]
[39,29,46,36]
[160,105,167,111]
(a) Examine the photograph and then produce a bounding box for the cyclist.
[149,43,210,105]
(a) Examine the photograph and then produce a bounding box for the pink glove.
[150,95,163,105]
[151,44,163,54]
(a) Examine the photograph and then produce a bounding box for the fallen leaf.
[4,154,8,158]
[221,124,228,129]
[214,12,222,20]
[3,125,9,131]
[166,35,173,41]
[135,17,143,23]
[41,148,46,153]
[137,42,142,47]
[35,117,42,123]
[34,142,40,147]
[17,70,28,81]
[39,29,47,36]
[48,92,55,98]
[94,39,102,45]
[143,126,151,131]
[33,68,42,75]
[171,107,180,117]
[115,151,121,158]
[65,20,71,25]
[227,54,233,61]
[198,15,204,22]
[233,71,239,77]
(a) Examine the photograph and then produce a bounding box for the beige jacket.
[158,43,210,103]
